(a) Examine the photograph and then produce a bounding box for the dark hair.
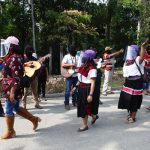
[24,45,34,54]
[10,44,22,54]
[68,44,78,52]
[82,58,96,68]
[68,44,79,56]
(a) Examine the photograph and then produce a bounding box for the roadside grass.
[46,68,124,93]
[101,67,124,89]
[0,68,124,96]
[101,78,124,89]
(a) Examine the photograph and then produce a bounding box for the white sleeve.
[89,69,97,78]
[136,56,145,66]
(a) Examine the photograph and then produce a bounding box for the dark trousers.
[0,100,4,114]
[64,77,78,105]
[38,78,46,97]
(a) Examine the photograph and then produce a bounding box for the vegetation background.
[0,0,150,74]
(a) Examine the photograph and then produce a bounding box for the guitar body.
[61,67,76,78]
[24,54,51,78]
[24,61,41,77]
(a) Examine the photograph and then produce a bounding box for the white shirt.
[123,56,145,77]
[62,53,79,77]
[78,69,97,84]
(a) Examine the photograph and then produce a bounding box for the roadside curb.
[45,93,64,98]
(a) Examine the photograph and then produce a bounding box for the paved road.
[0,91,150,150]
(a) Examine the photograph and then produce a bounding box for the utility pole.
[28,0,36,53]
[137,0,141,40]
[0,0,5,41]
[31,0,36,53]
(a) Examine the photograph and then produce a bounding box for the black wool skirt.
[77,83,99,118]
[118,78,143,112]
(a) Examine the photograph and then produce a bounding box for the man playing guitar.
[22,45,43,109]
[61,45,79,110]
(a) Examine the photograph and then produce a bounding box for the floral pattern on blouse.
[2,54,24,99]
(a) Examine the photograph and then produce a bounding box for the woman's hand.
[87,95,93,103]
[24,61,33,67]
[119,49,124,53]
[142,38,150,46]
[70,87,77,95]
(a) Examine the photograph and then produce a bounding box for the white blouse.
[123,56,145,77]
[78,69,97,84]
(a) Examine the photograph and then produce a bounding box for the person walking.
[76,49,99,132]
[102,47,123,96]
[38,60,49,101]
[22,45,43,109]
[118,38,149,123]
[1,36,41,139]
[61,45,79,110]
[95,57,103,105]
[143,45,150,95]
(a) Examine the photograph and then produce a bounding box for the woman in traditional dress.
[76,49,99,132]
[118,38,149,123]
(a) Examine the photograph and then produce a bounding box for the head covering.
[125,44,139,61]
[105,47,112,51]
[4,36,19,45]
[83,49,96,59]
[0,36,19,58]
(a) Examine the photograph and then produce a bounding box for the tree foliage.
[0,0,150,73]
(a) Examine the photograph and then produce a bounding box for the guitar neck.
[38,54,51,63]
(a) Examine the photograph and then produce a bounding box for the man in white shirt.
[61,45,79,110]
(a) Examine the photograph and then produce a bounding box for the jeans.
[64,77,78,105]
[5,99,20,116]
[143,82,149,90]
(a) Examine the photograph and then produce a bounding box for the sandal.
[78,126,88,132]
[127,117,136,123]
[91,115,99,125]
[126,114,131,120]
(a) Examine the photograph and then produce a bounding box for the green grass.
[101,68,124,89]
[101,78,124,89]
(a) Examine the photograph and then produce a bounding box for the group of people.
[0,36,49,139]
[0,35,150,139]
[61,37,150,131]
[61,44,124,131]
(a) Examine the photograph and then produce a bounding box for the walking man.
[61,45,79,110]
[102,47,123,96]
[22,45,43,109]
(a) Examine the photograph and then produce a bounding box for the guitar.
[61,67,77,78]
[24,54,51,77]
